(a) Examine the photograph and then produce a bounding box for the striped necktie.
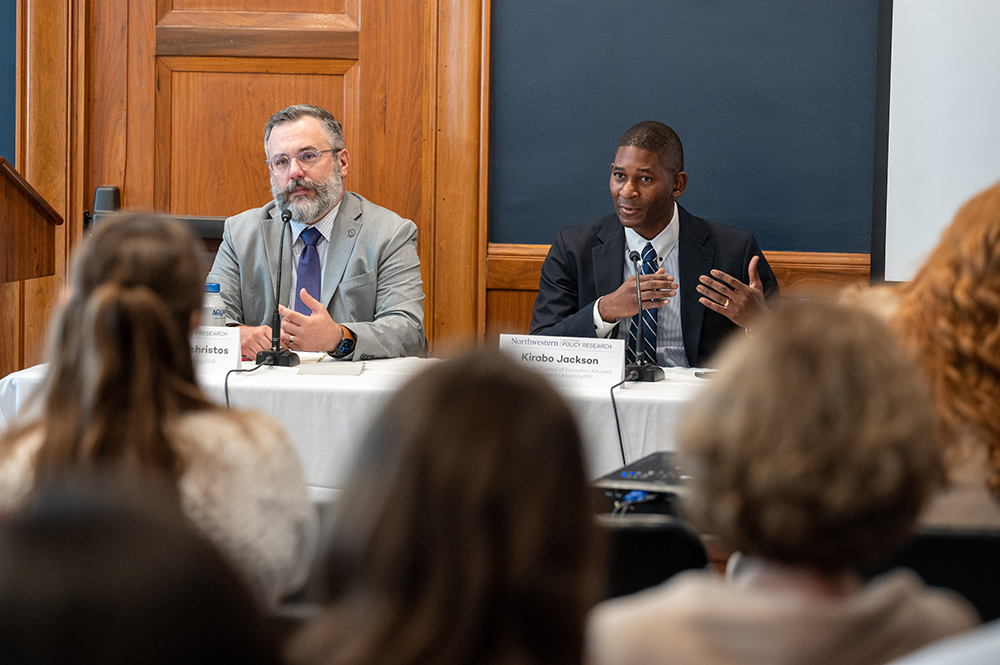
[626,242,658,365]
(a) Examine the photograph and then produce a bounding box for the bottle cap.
[205,283,221,293]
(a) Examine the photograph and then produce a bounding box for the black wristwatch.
[329,325,356,358]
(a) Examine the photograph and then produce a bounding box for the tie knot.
[301,226,321,247]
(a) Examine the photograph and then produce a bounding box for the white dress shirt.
[592,201,689,367]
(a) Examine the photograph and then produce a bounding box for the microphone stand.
[256,209,300,367]
[624,250,663,382]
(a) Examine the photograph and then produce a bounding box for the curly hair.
[678,301,941,572]
[893,181,1000,498]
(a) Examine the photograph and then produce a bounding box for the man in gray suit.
[208,104,426,361]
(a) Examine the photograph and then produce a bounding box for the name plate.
[191,327,241,377]
[499,334,624,387]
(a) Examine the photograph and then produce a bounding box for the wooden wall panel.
[429,0,487,351]
[162,64,349,216]
[89,0,129,206]
[173,0,345,12]
[156,11,359,59]
[0,284,22,378]
[484,243,871,340]
[485,289,535,346]
[16,0,81,371]
[767,251,871,297]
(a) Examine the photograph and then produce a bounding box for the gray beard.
[272,169,343,224]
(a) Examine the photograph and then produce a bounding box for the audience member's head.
[289,351,599,665]
[0,473,282,665]
[679,300,942,573]
[893,181,1000,496]
[5,214,212,486]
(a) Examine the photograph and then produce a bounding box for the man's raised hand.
[696,255,768,327]
[598,268,678,323]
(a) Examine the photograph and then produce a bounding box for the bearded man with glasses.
[208,104,426,360]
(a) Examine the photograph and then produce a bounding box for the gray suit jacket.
[207,192,426,360]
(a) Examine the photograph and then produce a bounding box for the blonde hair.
[894,181,1000,496]
[679,301,941,571]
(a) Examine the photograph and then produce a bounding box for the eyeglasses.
[265,149,340,174]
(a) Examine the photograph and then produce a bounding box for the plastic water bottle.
[202,283,226,327]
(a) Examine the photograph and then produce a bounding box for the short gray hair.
[264,104,345,155]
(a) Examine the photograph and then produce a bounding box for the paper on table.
[297,361,365,376]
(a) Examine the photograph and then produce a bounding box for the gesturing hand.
[598,268,678,323]
[696,255,768,327]
[277,289,343,353]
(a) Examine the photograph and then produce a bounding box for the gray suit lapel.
[322,192,363,309]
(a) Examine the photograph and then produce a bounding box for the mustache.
[283,178,318,196]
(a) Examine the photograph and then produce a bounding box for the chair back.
[598,514,708,600]
[865,528,1000,622]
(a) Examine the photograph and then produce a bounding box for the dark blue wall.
[1,1,14,164]
[489,1,878,252]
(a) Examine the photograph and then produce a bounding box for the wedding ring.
[723,299,730,308]
[290,334,295,345]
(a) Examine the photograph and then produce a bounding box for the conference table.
[0,357,710,500]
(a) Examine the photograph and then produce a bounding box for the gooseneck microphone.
[255,209,300,367]
[624,250,664,382]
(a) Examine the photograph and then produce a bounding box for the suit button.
[348,229,356,237]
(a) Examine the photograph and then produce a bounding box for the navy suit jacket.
[529,205,779,367]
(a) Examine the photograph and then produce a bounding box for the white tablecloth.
[0,358,708,499]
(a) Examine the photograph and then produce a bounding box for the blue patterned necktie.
[294,226,322,315]
[626,242,658,365]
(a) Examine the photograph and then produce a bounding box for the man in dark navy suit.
[530,121,779,368]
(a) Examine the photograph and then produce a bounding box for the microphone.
[255,209,300,367]
[624,249,663,382]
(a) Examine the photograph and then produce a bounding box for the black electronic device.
[592,451,689,516]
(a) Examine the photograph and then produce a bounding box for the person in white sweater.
[0,214,316,606]
[588,301,978,665]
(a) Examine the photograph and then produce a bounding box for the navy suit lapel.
[593,215,626,300]
[678,206,713,367]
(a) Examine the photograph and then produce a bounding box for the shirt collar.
[624,201,679,260]
[290,198,342,243]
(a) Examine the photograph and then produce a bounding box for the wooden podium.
[1,157,63,283]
